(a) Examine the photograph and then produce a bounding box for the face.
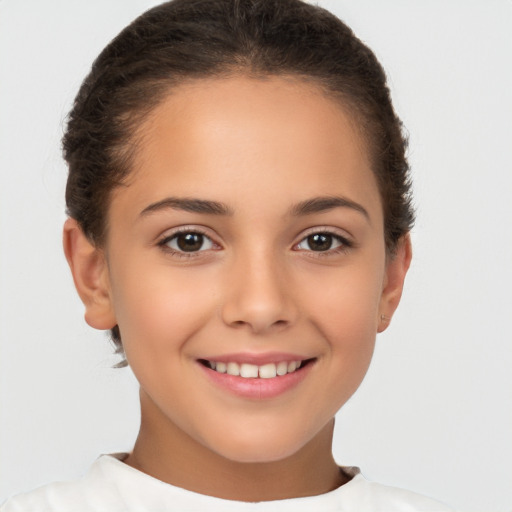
[80,76,407,463]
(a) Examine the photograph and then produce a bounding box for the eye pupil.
[307,233,332,251]
[177,233,203,252]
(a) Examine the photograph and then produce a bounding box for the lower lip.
[198,362,314,400]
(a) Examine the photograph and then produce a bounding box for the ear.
[63,218,117,330]
[378,234,412,333]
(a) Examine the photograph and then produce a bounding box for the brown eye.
[296,232,347,252]
[165,232,214,252]
[306,233,332,251]
[177,233,203,251]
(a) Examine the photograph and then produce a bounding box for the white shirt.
[1,453,455,511]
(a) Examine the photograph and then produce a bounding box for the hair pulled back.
[63,0,414,362]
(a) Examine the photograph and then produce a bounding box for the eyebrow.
[140,197,233,217]
[139,195,369,220]
[289,196,370,220]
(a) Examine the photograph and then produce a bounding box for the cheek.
[302,263,383,339]
[298,257,385,395]
[109,260,216,356]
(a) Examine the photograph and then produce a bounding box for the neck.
[124,390,347,502]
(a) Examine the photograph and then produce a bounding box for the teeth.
[207,359,306,378]
[276,361,288,376]
[259,363,277,379]
[240,363,258,378]
[227,362,240,376]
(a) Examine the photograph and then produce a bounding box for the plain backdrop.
[1,1,511,510]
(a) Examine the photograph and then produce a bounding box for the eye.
[161,231,215,253]
[296,232,348,252]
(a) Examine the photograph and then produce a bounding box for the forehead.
[115,75,380,220]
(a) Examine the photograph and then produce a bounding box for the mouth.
[198,358,316,379]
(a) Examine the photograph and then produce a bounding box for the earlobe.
[63,218,117,330]
[378,234,412,333]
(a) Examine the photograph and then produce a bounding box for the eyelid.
[294,226,354,244]
[292,226,355,255]
[158,225,204,241]
[156,226,222,255]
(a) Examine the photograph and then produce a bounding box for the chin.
[216,442,303,464]
[204,424,321,464]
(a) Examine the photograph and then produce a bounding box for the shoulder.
[336,466,456,511]
[0,454,126,512]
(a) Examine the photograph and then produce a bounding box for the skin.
[64,76,411,501]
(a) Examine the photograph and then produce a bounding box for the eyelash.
[157,227,354,259]
[157,227,217,259]
[294,230,353,257]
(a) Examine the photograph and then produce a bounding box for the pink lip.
[197,354,315,400]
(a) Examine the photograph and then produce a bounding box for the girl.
[1,0,457,509]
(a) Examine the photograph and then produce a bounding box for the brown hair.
[63,0,414,363]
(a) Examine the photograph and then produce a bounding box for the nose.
[221,250,298,334]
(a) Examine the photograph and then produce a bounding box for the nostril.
[227,318,289,331]
[231,320,249,328]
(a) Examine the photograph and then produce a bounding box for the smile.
[198,356,316,399]
[202,360,305,379]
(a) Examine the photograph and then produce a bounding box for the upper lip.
[197,352,313,365]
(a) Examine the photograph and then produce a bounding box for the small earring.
[380,314,390,323]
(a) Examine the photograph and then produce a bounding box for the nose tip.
[221,258,297,334]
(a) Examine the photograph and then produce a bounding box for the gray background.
[1,1,511,510]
